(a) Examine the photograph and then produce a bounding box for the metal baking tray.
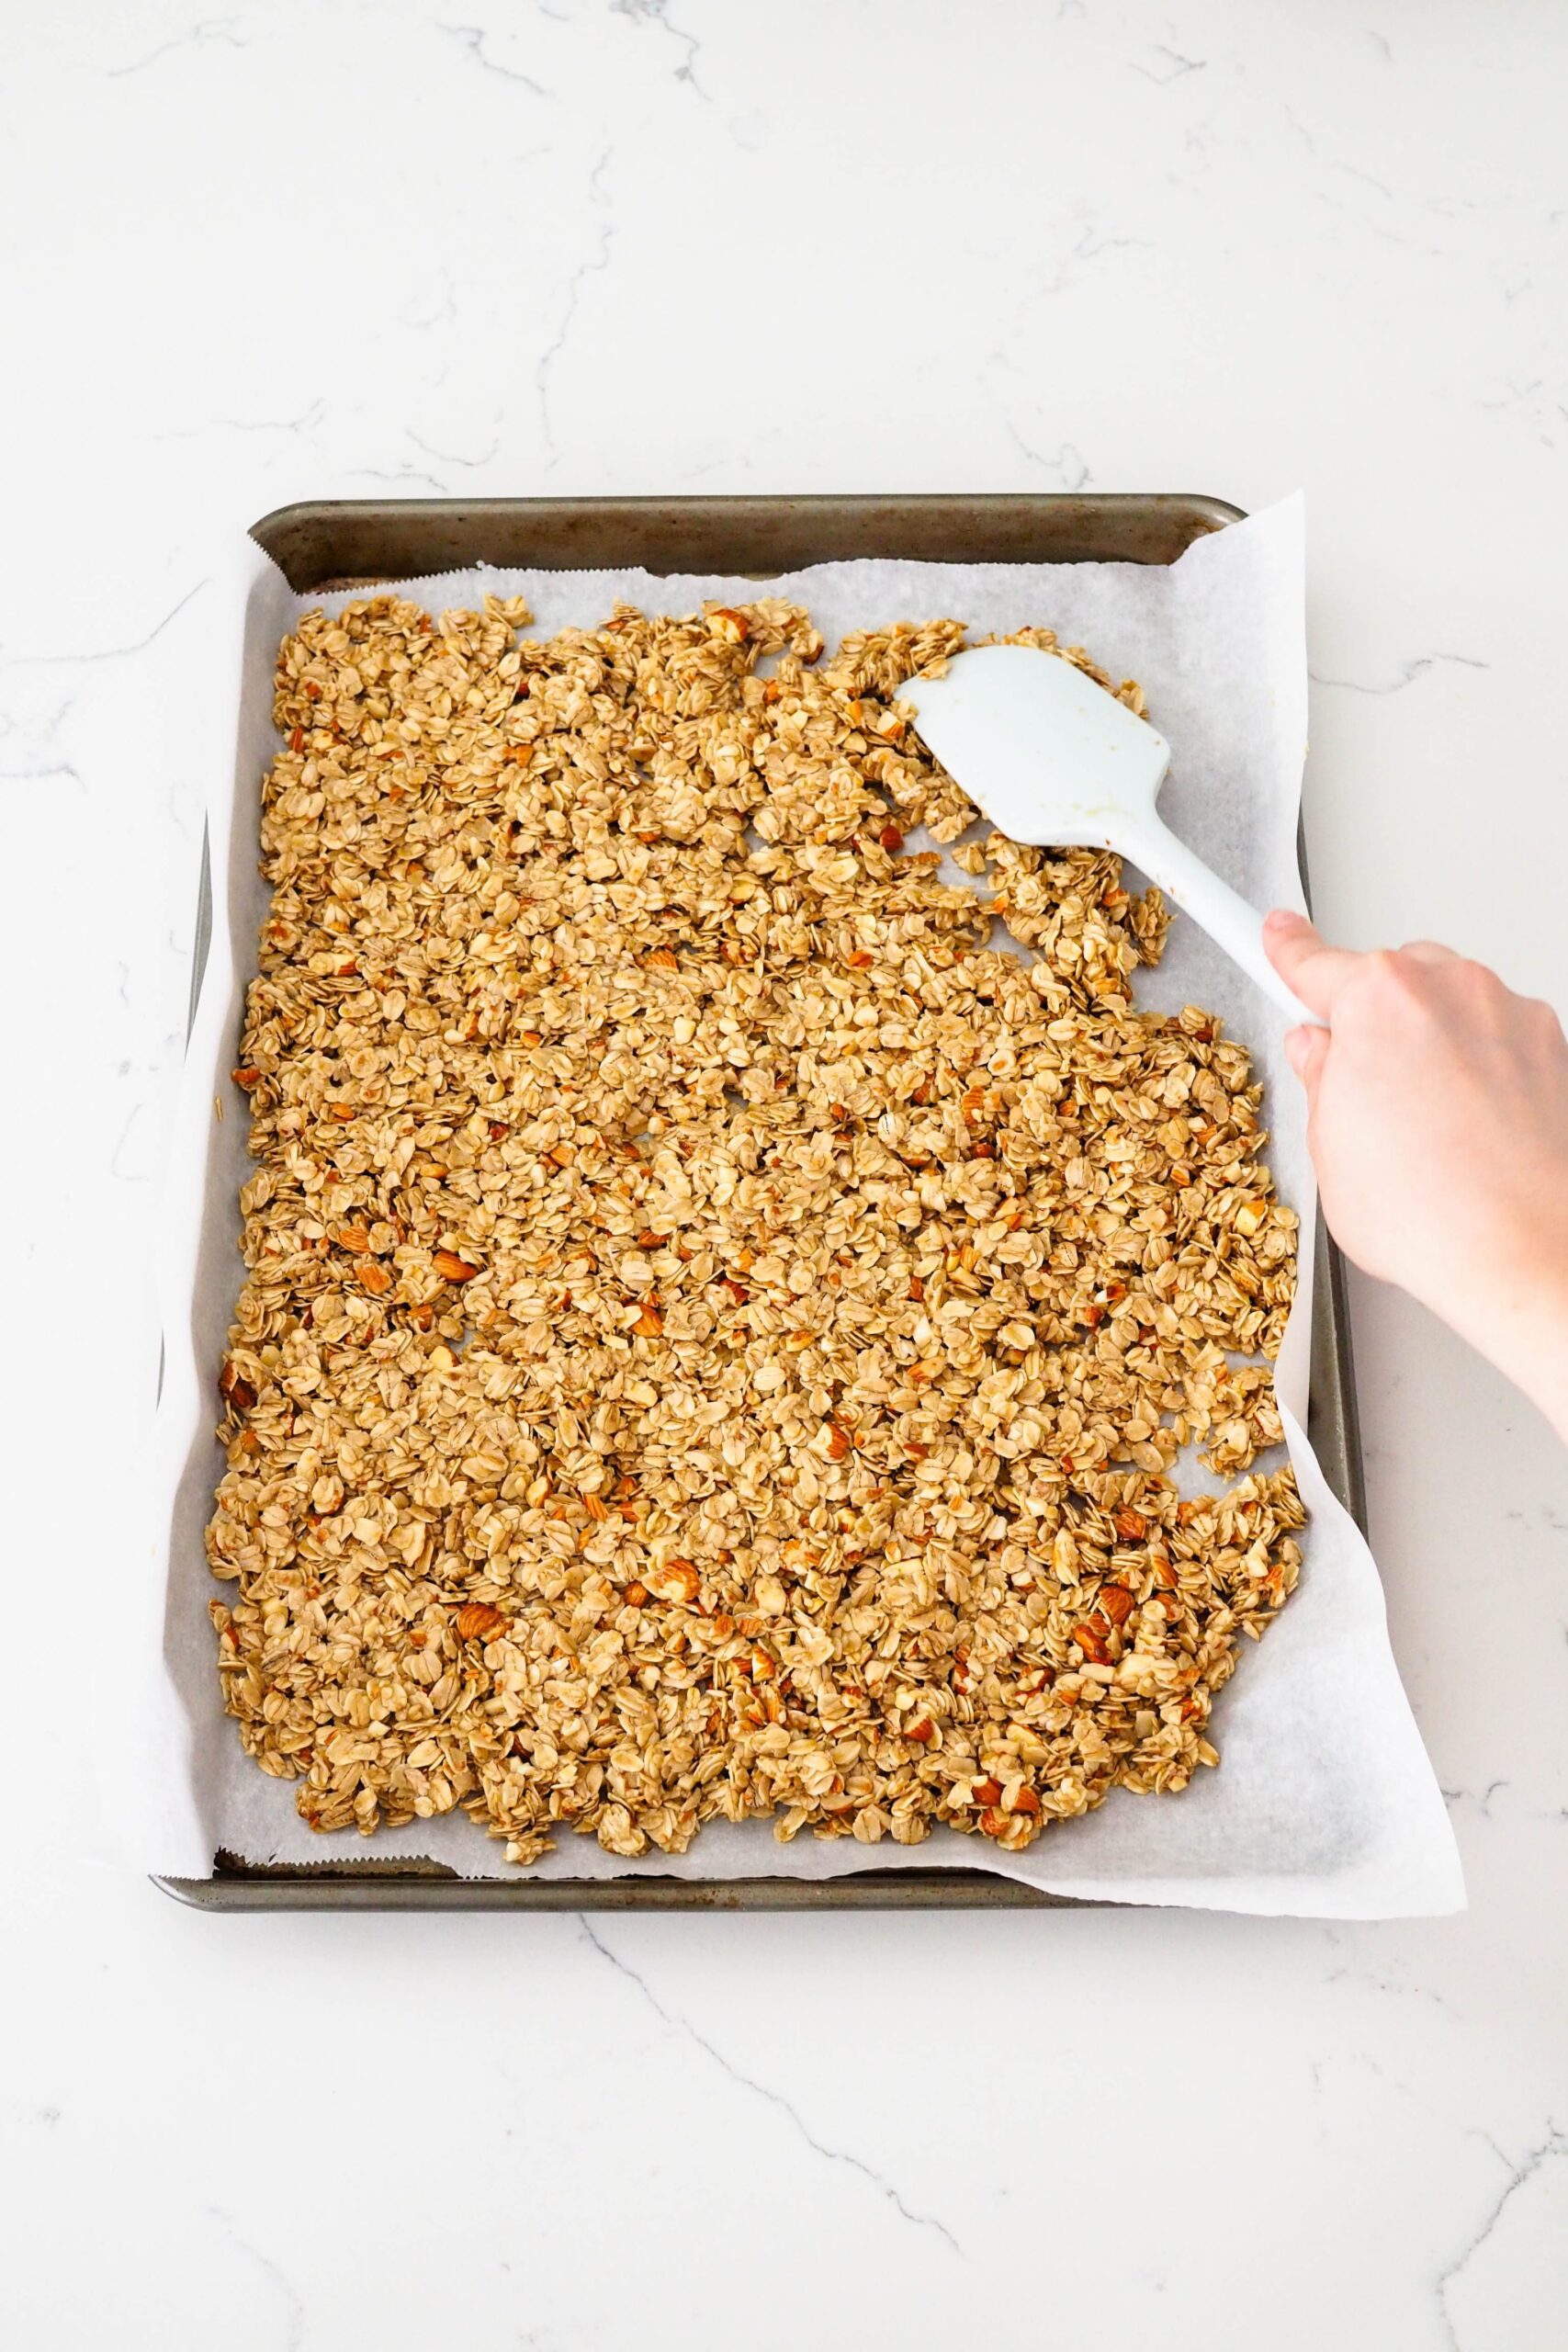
[159,492,1363,1911]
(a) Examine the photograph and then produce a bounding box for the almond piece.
[433,1248,479,1283]
[647,1559,699,1604]
[455,1602,506,1641]
[1072,1616,1111,1664]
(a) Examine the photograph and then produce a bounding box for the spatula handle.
[1123,817,1324,1029]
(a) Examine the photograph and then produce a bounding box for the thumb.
[1285,1023,1330,1100]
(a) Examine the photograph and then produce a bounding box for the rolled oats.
[207,593,1303,1866]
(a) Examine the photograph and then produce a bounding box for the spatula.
[896,643,1318,1026]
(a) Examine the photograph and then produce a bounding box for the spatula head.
[896,643,1170,849]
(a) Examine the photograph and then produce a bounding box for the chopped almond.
[433,1248,479,1283]
[455,1602,506,1641]
[648,1559,699,1604]
[1072,1614,1112,1663]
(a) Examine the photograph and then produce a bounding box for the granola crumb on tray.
[207,592,1303,1865]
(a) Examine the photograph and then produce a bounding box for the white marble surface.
[4,3,1566,2345]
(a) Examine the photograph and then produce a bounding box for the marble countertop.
[6,4,1566,2346]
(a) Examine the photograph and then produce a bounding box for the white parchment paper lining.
[130,496,1463,1915]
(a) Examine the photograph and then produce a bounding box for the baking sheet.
[134,496,1463,1914]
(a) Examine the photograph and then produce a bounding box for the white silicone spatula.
[897,644,1318,1026]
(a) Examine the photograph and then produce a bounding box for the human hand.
[1265,910,1568,1442]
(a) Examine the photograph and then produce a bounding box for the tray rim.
[247,490,1247,591]
[158,487,1360,1913]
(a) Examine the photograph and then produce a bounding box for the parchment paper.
[130,496,1463,1914]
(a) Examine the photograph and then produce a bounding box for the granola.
[207,592,1303,1864]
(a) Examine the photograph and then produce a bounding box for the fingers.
[1284,1022,1330,1098]
[1263,910,1364,1019]
[1399,940,1460,965]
